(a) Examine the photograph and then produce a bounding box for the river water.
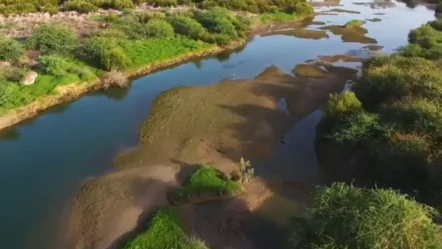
[0,1,435,249]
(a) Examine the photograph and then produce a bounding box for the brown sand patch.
[327,8,361,14]
[264,28,329,39]
[292,64,329,78]
[320,25,378,44]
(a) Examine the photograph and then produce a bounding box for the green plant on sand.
[168,164,240,204]
[122,207,209,249]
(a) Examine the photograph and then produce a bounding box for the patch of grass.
[344,19,365,28]
[260,12,300,23]
[169,164,240,204]
[122,37,213,70]
[122,207,209,249]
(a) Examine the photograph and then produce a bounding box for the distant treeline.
[0,0,312,16]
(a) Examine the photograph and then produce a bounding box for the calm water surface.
[0,1,435,248]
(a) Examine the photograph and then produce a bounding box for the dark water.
[0,1,434,249]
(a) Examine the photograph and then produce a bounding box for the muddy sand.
[66,64,358,249]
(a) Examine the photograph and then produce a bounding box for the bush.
[28,24,79,55]
[84,36,131,70]
[354,55,442,109]
[194,8,239,38]
[168,164,240,204]
[39,54,71,76]
[436,1,442,14]
[145,19,175,38]
[290,183,442,249]
[63,1,98,13]
[167,16,205,40]
[326,92,362,118]
[0,36,24,62]
[110,0,135,10]
[327,111,387,146]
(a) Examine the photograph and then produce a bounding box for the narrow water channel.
[0,1,435,249]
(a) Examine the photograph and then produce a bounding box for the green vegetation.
[290,183,442,249]
[0,36,24,62]
[122,207,209,249]
[344,19,365,28]
[0,3,314,113]
[0,0,313,16]
[168,164,240,204]
[27,24,79,55]
[317,20,442,208]
[260,11,300,23]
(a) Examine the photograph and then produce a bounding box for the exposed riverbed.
[0,1,435,249]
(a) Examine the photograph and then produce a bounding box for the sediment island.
[3,1,442,249]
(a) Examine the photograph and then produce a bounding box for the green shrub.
[0,36,24,62]
[69,66,96,81]
[168,164,240,204]
[288,2,314,16]
[429,19,442,31]
[122,207,209,249]
[167,16,206,40]
[290,183,442,249]
[326,92,362,118]
[84,36,131,70]
[39,54,71,76]
[110,0,135,10]
[354,55,442,109]
[145,19,175,38]
[327,111,387,146]
[28,24,78,54]
[194,8,238,38]
[63,0,98,13]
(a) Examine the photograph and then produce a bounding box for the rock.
[0,61,11,70]
[21,71,38,86]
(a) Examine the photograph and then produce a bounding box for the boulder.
[21,71,38,86]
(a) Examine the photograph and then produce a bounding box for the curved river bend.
[0,1,435,249]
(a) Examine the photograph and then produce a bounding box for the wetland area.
[0,1,437,249]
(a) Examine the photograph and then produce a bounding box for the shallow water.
[0,1,435,249]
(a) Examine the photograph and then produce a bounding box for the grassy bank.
[122,207,208,249]
[316,19,442,208]
[0,4,313,130]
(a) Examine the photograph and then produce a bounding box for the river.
[0,1,435,249]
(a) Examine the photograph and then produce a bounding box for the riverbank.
[0,8,309,131]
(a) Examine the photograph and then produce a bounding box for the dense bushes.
[167,16,206,40]
[0,36,24,61]
[0,0,312,15]
[27,24,78,55]
[83,36,131,70]
[290,183,442,249]
[318,23,442,206]
[39,54,71,76]
[63,0,98,13]
[194,8,239,39]
[145,19,175,38]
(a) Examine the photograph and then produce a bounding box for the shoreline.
[0,40,246,132]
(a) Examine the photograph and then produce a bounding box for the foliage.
[436,1,442,14]
[289,183,442,249]
[0,36,24,62]
[325,92,362,118]
[145,19,175,38]
[39,54,71,76]
[27,24,79,55]
[344,19,364,28]
[168,164,240,204]
[122,207,209,249]
[194,8,239,39]
[167,15,206,40]
[121,37,211,69]
[353,55,442,110]
[63,1,98,13]
[84,36,131,70]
